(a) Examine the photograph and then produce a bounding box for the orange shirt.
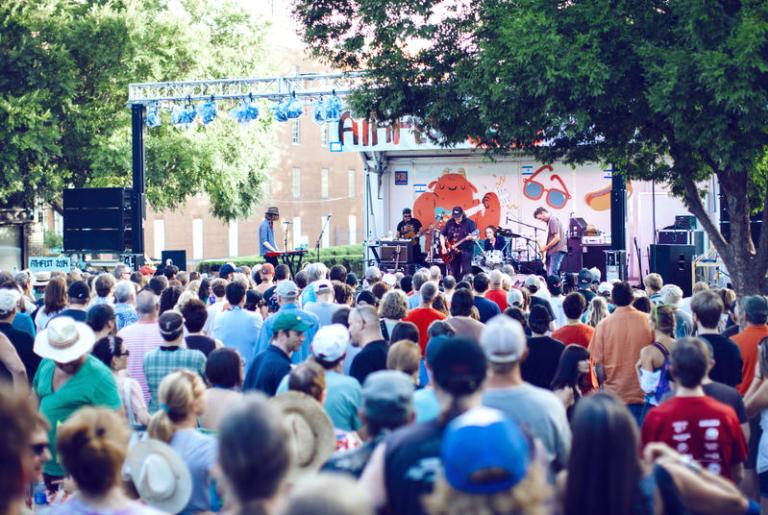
[552,323,595,349]
[403,308,447,354]
[485,289,508,312]
[589,305,653,405]
[733,325,768,395]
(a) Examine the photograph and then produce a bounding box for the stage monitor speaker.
[582,244,610,282]
[649,244,694,297]
[561,237,583,273]
[161,250,187,272]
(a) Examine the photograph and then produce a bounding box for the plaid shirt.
[143,346,206,413]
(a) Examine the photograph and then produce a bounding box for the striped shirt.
[143,346,206,413]
[118,321,165,403]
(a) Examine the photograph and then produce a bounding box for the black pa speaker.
[161,250,187,272]
[63,187,132,252]
[649,244,695,297]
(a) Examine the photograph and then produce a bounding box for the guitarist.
[440,206,477,279]
[396,208,425,264]
[534,206,567,276]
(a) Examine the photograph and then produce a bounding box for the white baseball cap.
[311,324,350,362]
[480,315,527,363]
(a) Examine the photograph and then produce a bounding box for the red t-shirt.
[485,289,508,312]
[552,323,595,348]
[641,396,746,480]
[403,308,447,354]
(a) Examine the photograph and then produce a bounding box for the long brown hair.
[44,276,67,314]
[564,393,645,515]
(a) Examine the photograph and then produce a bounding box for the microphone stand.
[315,215,332,263]
[282,221,291,251]
[507,216,542,262]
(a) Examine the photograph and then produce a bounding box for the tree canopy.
[0,0,276,221]
[294,0,768,293]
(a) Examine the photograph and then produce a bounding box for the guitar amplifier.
[379,240,414,263]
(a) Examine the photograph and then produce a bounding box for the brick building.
[143,5,364,266]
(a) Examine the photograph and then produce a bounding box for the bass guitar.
[442,230,480,265]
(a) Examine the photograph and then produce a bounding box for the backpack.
[651,341,672,404]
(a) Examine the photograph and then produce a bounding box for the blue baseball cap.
[442,407,530,494]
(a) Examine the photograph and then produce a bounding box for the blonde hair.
[174,290,198,312]
[56,407,130,496]
[423,462,551,515]
[387,340,422,376]
[148,370,206,443]
[587,296,609,328]
[186,279,201,294]
[379,289,408,320]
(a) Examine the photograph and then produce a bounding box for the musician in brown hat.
[260,207,281,266]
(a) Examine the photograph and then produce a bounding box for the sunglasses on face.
[30,443,48,456]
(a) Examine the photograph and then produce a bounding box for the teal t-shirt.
[33,354,121,477]
[277,370,362,431]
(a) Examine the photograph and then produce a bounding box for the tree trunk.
[680,171,768,297]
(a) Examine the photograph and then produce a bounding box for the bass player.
[440,206,478,279]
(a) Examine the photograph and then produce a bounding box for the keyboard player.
[259,206,281,266]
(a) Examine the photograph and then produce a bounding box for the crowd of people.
[0,260,766,514]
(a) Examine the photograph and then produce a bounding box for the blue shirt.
[114,303,139,332]
[258,218,276,256]
[277,370,362,431]
[413,387,440,423]
[244,345,292,396]
[213,307,262,371]
[474,296,501,323]
[12,312,35,337]
[408,293,421,311]
[303,301,342,327]
[254,304,319,364]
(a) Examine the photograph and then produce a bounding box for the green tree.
[0,0,276,222]
[294,0,768,294]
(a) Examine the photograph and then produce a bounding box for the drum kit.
[470,226,544,273]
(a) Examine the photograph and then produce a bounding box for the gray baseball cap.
[362,371,414,424]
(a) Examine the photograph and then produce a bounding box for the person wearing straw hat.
[125,437,192,513]
[31,316,121,489]
[270,391,336,482]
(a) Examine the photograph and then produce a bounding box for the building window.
[292,168,301,199]
[320,124,328,147]
[348,215,357,245]
[153,219,165,258]
[192,218,203,260]
[228,221,238,258]
[292,216,302,249]
[291,119,301,144]
[348,169,356,198]
[320,169,329,199]
[321,215,331,248]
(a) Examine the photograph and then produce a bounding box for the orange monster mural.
[412,169,501,231]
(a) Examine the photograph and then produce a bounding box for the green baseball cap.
[272,312,312,334]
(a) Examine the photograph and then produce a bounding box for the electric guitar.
[442,230,480,264]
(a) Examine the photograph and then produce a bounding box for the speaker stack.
[63,188,133,252]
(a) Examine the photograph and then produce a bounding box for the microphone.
[327,214,333,218]
[283,220,292,225]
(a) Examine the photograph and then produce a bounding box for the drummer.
[483,226,506,252]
